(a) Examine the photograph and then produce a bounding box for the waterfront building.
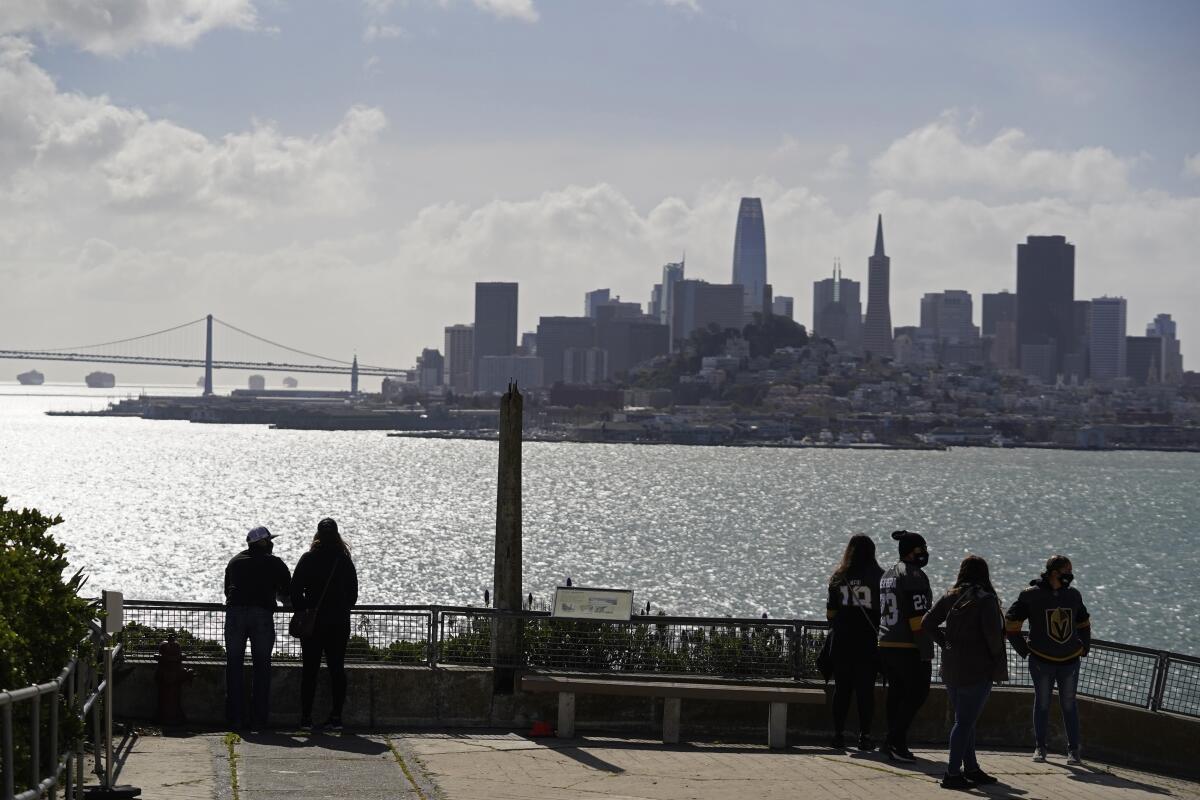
[862,215,893,358]
[585,289,611,318]
[1089,296,1127,383]
[473,282,518,391]
[1126,335,1163,386]
[731,198,768,317]
[563,347,609,384]
[536,316,596,385]
[443,323,474,394]
[772,295,794,321]
[1016,235,1074,381]
[476,355,542,393]
[417,348,444,390]
[812,261,862,354]
[1147,313,1184,383]
[671,279,745,348]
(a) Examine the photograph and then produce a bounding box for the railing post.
[49,681,59,800]
[428,607,440,669]
[30,689,40,797]
[1150,654,1170,711]
[3,696,14,800]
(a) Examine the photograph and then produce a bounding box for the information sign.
[552,586,634,621]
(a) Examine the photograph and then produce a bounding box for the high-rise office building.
[919,290,980,364]
[1089,296,1127,382]
[862,215,893,358]
[584,289,611,318]
[563,347,609,385]
[595,305,669,376]
[660,259,686,345]
[1147,313,1184,383]
[417,348,444,390]
[536,316,596,385]
[443,323,473,393]
[731,198,767,316]
[812,262,862,353]
[1016,235,1074,380]
[473,282,518,390]
[981,291,1017,336]
[1126,336,1163,386]
[476,355,542,393]
[772,296,794,321]
[671,280,745,347]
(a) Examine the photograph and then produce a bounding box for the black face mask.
[1059,572,1074,587]
[910,552,929,570]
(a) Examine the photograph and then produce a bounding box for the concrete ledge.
[116,661,1199,779]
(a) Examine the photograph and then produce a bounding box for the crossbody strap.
[841,579,877,629]
[313,556,341,612]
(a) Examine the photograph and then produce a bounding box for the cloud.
[0,0,258,55]
[1185,153,1200,179]
[0,38,386,220]
[472,0,539,23]
[363,23,406,41]
[660,0,702,12]
[871,112,1133,199]
[816,144,852,181]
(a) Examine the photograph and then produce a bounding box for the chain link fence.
[117,600,1200,718]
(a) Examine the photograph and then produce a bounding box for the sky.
[1,0,1198,385]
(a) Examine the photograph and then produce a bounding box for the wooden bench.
[520,674,825,749]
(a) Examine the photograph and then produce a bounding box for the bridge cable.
[32,317,208,352]
[213,317,391,371]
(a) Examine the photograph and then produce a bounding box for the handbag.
[288,556,340,639]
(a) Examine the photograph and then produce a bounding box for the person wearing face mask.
[224,526,292,731]
[1005,554,1091,765]
[877,529,934,763]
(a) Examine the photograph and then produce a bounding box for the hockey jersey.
[878,560,934,661]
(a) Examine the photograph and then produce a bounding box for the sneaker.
[322,717,344,733]
[1032,746,1047,763]
[830,733,846,749]
[857,734,876,752]
[963,768,998,785]
[886,744,916,764]
[1067,749,1082,766]
[940,774,972,791]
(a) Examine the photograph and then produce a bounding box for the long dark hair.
[311,517,351,556]
[830,534,880,586]
[951,555,994,595]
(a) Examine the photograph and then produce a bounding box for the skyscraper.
[584,289,610,318]
[660,259,685,347]
[473,282,518,391]
[443,323,473,393]
[981,291,1017,336]
[862,214,893,358]
[1016,235,1075,380]
[1125,336,1163,386]
[812,261,862,353]
[771,296,794,320]
[1147,313,1184,383]
[1089,296,1127,382]
[731,198,767,317]
[671,280,744,347]
[536,316,596,385]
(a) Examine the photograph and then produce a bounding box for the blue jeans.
[946,681,991,774]
[1028,656,1080,750]
[225,606,276,728]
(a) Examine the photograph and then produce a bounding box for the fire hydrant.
[155,633,192,725]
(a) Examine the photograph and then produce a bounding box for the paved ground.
[100,729,1200,800]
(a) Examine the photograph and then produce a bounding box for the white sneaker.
[1032,747,1047,763]
[1067,749,1082,765]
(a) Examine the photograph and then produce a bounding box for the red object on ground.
[529,720,555,737]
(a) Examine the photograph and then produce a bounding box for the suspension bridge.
[0,315,405,394]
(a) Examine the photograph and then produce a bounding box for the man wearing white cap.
[224,526,291,731]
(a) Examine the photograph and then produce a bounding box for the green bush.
[0,496,94,794]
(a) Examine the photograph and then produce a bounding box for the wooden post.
[492,381,523,693]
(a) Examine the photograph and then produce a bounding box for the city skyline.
[2,2,1198,378]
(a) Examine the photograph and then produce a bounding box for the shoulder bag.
[288,557,340,639]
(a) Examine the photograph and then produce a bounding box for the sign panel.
[552,587,634,622]
[102,590,124,635]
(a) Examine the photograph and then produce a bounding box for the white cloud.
[871,113,1133,199]
[661,0,702,12]
[472,0,539,23]
[816,144,852,181]
[0,0,258,55]
[1184,153,1200,179]
[363,23,407,41]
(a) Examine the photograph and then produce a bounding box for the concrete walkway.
[102,729,1200,800]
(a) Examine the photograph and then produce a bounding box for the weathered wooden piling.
[492,381,523,693]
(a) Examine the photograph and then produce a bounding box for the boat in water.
[85,371,116,388]
[17,369,45,385]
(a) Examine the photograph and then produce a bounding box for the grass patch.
[223,732,241,800]
[385,737,429,800]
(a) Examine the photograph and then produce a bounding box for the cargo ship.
[85,371,116,388]
[17,369,45,385]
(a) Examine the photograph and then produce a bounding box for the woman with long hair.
[922,555,1008,789]
[825,533,883,750]
[291,517,359,731]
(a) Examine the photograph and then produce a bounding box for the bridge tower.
[351,355,359,396]
[203,315,213,397]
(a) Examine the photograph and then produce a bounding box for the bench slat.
[521,675,825,704]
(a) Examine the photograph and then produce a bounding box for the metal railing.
[116,600,1200,719]
[1,622,111,800]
